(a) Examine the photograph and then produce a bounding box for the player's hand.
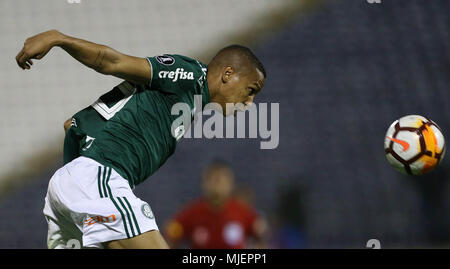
[15,30,61,70]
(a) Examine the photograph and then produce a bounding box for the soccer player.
[165,162,267,249]
[15,30,265,249]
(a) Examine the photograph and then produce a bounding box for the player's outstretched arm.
[15,30,151,85]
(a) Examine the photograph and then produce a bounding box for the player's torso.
[82,85,178,185]
[64,54,210,186]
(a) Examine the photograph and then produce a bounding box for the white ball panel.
[384,120,398,149]
[398,115,428,128]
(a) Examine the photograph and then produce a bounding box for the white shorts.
[43,156,159,249]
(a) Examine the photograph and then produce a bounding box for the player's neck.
[206,71,219,102]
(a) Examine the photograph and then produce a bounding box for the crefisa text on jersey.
[182,252,266,267]
[159,68,194,82]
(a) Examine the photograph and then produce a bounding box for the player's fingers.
[15,48,24,61]
[18,52,30,69]
[15,49,25,68]
[26,59,33,66]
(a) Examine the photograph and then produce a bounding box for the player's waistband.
[66,156,135,189]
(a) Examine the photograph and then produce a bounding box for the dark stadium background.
[0,0,449,248]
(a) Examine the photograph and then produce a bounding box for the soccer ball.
[384,115,446,175]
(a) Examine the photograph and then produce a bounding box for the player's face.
[219,67,265,116]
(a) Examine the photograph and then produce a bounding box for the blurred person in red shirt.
[164,161,266,249]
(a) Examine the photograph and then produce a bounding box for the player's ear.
[221,66,234,83]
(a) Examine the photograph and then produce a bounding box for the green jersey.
[63,54,210,187]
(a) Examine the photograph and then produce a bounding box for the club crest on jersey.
[141,203,154,219]
[159,68,194,82]
[156,55,175,66]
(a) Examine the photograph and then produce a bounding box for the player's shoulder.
[149,54,206,71]
[146,54,207,88]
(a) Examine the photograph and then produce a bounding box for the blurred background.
[0,0,449,248]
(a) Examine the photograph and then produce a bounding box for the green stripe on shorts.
[102,166,108,197]
[105,167,113,198]
[123,197,141,235]
[103,166,139,239]
[110,197,131,238]
[117,197,136,237]
[97,166,104,198]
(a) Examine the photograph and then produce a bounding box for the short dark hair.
[214,44,267,78]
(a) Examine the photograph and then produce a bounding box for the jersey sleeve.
[145,54,206,102]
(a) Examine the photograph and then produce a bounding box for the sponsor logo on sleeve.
[156,55,175,66]
[159,68,194,82]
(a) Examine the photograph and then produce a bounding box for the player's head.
[202,161,234,204]
[207,45,266,116]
